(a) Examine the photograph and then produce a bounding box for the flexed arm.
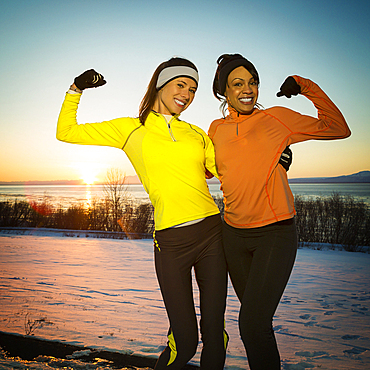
[57,70,131,149]
[275,75,351,140]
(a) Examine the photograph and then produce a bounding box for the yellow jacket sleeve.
[57,93,139,148]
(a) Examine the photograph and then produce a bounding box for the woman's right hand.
[74,69,106,91]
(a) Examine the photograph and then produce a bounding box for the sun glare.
[80,167,99,185]
[82,173,97,185]
[73,162,105,185]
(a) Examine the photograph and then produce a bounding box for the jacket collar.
[151,110,180,120]
[227,105,260,121]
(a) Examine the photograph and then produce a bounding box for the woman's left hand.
[276,76,301,98]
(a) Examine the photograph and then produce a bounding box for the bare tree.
[103,168,131,231]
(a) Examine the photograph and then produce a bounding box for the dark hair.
[138,57,198,124]
[213,54,260,100]
[212,54,260,116]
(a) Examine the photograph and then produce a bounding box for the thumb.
[276,91,283,97]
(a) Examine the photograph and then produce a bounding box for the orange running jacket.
[208,76,351,229]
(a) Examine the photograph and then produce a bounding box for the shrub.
[294,192,369,252]
[0,198,154,239]
[1,192,369,246]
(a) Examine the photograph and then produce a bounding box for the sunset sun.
[82,173,97,185]
[79,166,100,185]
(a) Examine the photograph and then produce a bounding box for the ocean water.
[0,183,369,208]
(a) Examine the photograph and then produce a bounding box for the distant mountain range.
[288,170,370,184]
[1,171,369,186]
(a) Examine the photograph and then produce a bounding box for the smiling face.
[225,66,259,115]
[154,77,197,116]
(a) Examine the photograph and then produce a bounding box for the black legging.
[154,214,228,370]
[223,218,298,370]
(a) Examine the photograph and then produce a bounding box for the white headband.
[156,66,199,90]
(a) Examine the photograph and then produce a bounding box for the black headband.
[218,57,258,96]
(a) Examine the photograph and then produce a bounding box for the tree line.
[0,172,369,252]
[0,197,154,239]
[0,169,155,239]
[294,193,369,252]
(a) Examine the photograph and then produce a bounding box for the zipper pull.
[167,122,177,142]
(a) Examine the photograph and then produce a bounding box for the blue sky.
[1,0,369,182]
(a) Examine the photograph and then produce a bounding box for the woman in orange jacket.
[209,54,351,370]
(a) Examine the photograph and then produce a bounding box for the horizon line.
[0,170,369,186]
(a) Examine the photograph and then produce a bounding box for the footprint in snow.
[304,321,317,327]
[324,311,334,315]
[341,334,360,340]
[295,350,329,358]
[299,314,310,320]
[343,347,366,355]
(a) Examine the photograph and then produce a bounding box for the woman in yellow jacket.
[57,57,228,369]
[209,54,351,370]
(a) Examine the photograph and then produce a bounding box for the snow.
[0,230,369,369]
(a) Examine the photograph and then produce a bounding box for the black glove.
[279,146,293,171]
[276,76,301,98]
[74,69,106,90]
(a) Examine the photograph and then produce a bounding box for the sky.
[0,0,369,183]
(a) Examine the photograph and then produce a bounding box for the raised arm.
[57,70,132,149]
[275,75,351,140]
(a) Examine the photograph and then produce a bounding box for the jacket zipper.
[236,112,239,136]
[167,116,177,142]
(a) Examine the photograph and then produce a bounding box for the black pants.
[223,218,298,370]
[154,214,228,370]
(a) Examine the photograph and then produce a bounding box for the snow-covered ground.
[0,230,369,369]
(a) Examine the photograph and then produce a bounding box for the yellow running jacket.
[208,76,351,229]
[57,93,219,230]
